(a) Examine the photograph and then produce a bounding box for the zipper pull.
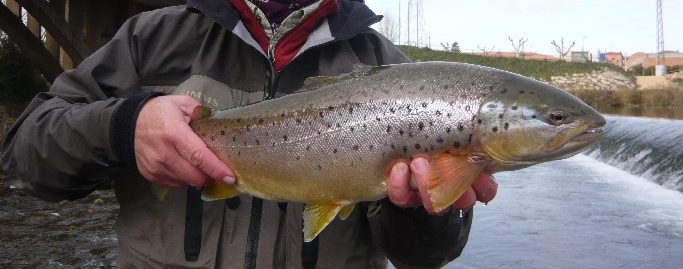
[268,44,275,63]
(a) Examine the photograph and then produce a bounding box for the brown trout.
[189,62,605,241]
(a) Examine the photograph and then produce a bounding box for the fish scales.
[193,63,503,203]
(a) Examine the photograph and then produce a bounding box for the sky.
[366,0,683,57]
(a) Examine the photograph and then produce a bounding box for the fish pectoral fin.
[303,203,343,242]
[201,180,240,201]
[338,204,355,220]
[191,105,212,120]
[150,184,171,201]
[427,153,490,213]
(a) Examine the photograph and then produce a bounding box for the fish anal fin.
[201,180,240,201]
[427,153,490,212]
[191,105,212,120]
[150,184,170,201]
[303,203,342,242]
[338,204,355,220]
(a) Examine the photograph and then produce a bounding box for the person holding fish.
[1,0,501,268]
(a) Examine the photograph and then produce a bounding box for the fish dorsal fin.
[201,180,240,201]
[191,105,212,120]
[298,63,374,93]
[427,153,490,212]
[338,204,355,220]
[303,203,343,242]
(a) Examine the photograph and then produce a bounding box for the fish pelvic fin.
[338,204,355,220]
[201,180,240,201]
[303,203,343,242]
[191,105,212,120]
[427,153,490,212]
[150,184,171,201]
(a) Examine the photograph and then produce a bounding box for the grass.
[399,45,632,82]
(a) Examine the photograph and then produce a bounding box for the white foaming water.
[390,154,683,269]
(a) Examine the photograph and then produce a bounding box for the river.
[2,115,682,268]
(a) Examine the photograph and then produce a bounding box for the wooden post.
[6,0,21,17]
[26,13,39,37]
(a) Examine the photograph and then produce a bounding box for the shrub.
[0,36,48,106]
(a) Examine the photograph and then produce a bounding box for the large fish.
[190,62,605,241]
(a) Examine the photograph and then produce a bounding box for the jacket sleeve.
[353,31,474,268]
[0,15,157,201]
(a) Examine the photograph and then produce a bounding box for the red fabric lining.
[230,0,270,53]
[231,0,339,72]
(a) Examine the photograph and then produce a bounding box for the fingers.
[471,171,497,203]
[174,123,235,184]
[411,158,437,214]
[451,187,477,210]
[387,162,421,208]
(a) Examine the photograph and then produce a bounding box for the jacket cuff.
[110,91,165,167]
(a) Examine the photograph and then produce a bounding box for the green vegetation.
[399,45,631,81]
[0,36,48,110]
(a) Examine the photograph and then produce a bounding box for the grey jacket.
[1,1,472,268]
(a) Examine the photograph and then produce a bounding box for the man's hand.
[134,95,235,188]
[388,158,497,214]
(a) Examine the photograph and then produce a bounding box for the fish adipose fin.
[201,181,240,201]
[151,184,171,201]
[298,64,374,92]
[427,153,490,212]
[303,203,343,242]
[191,105,212,120]
[338,204,355,220]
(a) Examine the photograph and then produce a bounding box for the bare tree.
[477,45,496,56]
[439,42,460,53]
[508,36,528,58]
[550,38,575,60]
[376,12,399,43]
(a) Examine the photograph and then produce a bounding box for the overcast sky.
[366,0,683,57]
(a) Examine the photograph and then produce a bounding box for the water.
[585,115,683,191]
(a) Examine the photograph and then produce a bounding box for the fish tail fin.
[150,184,171,201]
[303,203,343,242]
[191,105,212,120]
[201,180,240,201]
[427,153,489,212]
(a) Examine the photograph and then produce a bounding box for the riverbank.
[570,88,683,119]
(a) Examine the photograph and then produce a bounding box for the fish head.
[475,75,605,171]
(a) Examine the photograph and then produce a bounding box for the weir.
[585,115,683,192]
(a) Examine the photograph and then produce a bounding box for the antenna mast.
[656,0,665,69]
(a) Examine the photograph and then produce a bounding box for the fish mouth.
[568,127,604,144]
[548,127,603,159]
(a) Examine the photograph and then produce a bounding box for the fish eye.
[548,111,568,125]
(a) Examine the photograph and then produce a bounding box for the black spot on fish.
[255,139,260,145]
[350,127,355,132]
[296,156,300,160]
[317,131,321,135]
[327,124,332,128]
[259,119,264,124]
[442,85,449,89]
[221,130,225,136]
[511,105,518,110]
[424,135,429,140]
[492,127,499,132]
[422,102,428,108]
[238,151,241,156]
[390,108,396,113]
[465,105,471,111]
[317,165,322,170]
[408,132,414,138]
[363,124,368,129]
[446,127,452,133]
[430,145,435,151]
[402,146,408,153]
[418,122,425,130]
[296,118,302,124]
[489,85,494,91]
[419,85,425,91]
[447,113,452,118]
[352,145,360,151]
[210,136,215,141]
[369,145,374,150]
[499,114,504,119]
[348,107,354,114]
[437,137,444,143]
[399,130,404,136]
[328,106,334,111]
[519,90,525,94]
[319,112,324,118]
[477,119,482,124]
[386,125,392,133]
[391,144,396,149]
[501,88,508,94]
[283,135,288,141]
[504,123,510,130]
[232,137,236,142]
[306,146,311,151]
[453,141,461,148]
[458,124,465,132]
[376,117,381,122]
[429,121,434,126]
[415,144,422,149]
[436,111,442,116]
[236,119,241,123]
[530,91,535,95]
[280,114,285,118]
[272,142,276,147]
[488,104,498,109]
[243,141,247,146]
[531,115,537,119]
[333,149,338,153]
[468,134,473,142]
[336,123,341,128]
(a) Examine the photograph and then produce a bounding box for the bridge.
[0,0,184,82]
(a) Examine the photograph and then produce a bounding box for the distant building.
[604,52,625,68]
[571,51,591,63]
[624,51,683,70]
